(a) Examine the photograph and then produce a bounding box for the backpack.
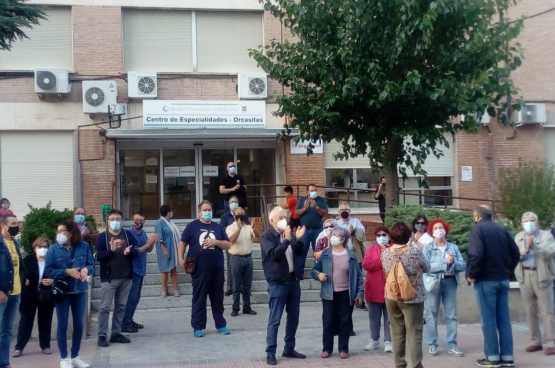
[385,246,421,301]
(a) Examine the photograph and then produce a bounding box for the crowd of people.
[1,174,555,368]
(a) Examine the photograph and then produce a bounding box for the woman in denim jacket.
[44,221,95,368]
[423,219,466,358]
[312,228,364,359]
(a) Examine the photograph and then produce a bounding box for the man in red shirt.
[278,186,300,231]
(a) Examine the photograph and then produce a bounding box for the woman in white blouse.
[410,215,434,249]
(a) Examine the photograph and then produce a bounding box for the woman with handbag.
[12,236,55,357]
[44,221,95,368]
[423,218,466,357]
[155,205,180,298]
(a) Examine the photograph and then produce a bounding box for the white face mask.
[56,234,68,245]
[277,219,288,231]
[330,236,341,247]
[36,248,48,257]
[433,229,446,239]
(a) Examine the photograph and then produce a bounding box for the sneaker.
[364,340,379,351]
[500,361,515,367]
[193,330,204,338]
[97,336,109,347]
[384,341,393,353]
[109,333,131,344]
[217,326,231,335]
[12,350,22,357]
[42,348,53,354]
[476,359,501,367]
[448,346,464,357]
[60,358,73,368]
[429,345,439,356]
[71,356,90,368]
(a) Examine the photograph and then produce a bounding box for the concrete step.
[91,289,322,311]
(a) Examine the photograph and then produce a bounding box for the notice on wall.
[143,100,266,128]
[290,138,323,154]
[164,166,180,177]
[146,175,158,184]
[461,166,473,181]
[179,166,196,177]
[203,166,219,177]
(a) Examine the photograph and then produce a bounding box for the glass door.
[200,149,234,219]
[162,149,197,219]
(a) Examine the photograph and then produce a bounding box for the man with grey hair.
[514,212,555,356]
[466,205,520,367]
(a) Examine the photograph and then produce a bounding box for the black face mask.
[340,211,349,219]
[8,225,19,237]
[235,214,245,222]
[133,222,144,231]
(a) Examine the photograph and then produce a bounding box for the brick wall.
[283,137,325,196]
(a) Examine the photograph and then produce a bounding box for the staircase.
[91,225,321,311]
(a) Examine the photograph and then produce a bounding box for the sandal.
[121,327,138,333]
[132,322,144,329]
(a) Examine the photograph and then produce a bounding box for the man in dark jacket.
[466,205,520,368]
[261,207,306,365]
[95,209,139,348]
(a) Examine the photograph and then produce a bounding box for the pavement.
[8,303,555,368]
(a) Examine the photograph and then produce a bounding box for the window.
[0,7,72,70]
[324,168,380,208]
[399,176,454,207]
[236,148,276,217]
[122,9,193,72]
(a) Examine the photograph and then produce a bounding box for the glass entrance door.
[162,149,197,219]
[200,149,234,219]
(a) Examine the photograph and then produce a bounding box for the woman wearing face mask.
[12,237,55,358]
[44,221,95,368]
[312,228,364,359]
[0,198,14,217]
[362,227,393,353]
[423,219,466,357]
[313,220,336,261]
[154,205,180,298]
[410,215,433,250]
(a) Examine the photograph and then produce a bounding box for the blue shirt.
[130,228,148,277]
[295,196,328,229]
[220,211,250,229]
[181,219,229,271]
[522,232,538,268]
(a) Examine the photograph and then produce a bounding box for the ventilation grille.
[249,77,266,95]
[85,87,105,107]
[138,76,156,94]
[36,71,57,91]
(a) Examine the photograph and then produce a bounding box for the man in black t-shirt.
[219,161,247,212]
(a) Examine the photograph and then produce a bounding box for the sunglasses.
[324,225,334,230]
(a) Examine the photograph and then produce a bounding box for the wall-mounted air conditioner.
[82,80,118,114]
[238,73,268,99]
[517,103,546,124]
[460,111,491,124]
[35,69,71,94]
[128,71,157,98]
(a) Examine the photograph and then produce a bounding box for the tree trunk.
[383,137,403,208]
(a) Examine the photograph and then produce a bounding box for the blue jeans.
[0,294,20,368]
[56,292,86,359]
[298,227,322,278]
[122,273,144,329]
[266,278,301,355]
[425,276,458,348]
[474,280,514,362]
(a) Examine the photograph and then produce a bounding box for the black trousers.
[322,290,354,354]
[191,269,227,331]
[15,296,55,351]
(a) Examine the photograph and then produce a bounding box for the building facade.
[0,0,553,224]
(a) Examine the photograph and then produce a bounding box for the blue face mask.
[309,191,318,199]
[201,211,213,221]
[229,166,236,174]
[523,221,537,233]
[377,236,389,245]
[229,202,238,211]
[109,221,121,231]
[74,215,85,223]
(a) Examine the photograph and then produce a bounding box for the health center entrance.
[117,143,276,222]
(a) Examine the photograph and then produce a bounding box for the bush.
[498,161,555,229]
[385,205,476,258]
[20,202,97,255]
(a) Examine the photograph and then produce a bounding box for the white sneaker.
[60,358,72,368]
[384,341,393,353]
[71,356,90,368]
[364,340,379,351]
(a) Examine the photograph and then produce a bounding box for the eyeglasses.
[133,219,145,223]
[37,245,49,249]
[324,225,335,230]
[376,233,388,237]
[108,217,122,222]
[416,221,426,224]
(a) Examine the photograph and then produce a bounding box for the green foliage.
[498,162,555,229]
[385,205,476,258]
[20,202,97,255]
[0,0,46,51]
[251,0,524,206]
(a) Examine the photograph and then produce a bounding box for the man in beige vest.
[514,212,555,356]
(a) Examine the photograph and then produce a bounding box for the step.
[91,289,322,311]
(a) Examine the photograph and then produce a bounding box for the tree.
[251,0,524,207]
[0,0,45,51]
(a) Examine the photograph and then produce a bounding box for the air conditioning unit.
[238,73,268,99]
[473,111,490,124]
[517,103,547,124]
[128,71,157,98]
[34,69,71,94]
[82,80,118,114]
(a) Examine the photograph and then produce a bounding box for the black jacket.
[260,227,304,284]
[95,230,139,283]
[466,218,520,281]
[20,255,54,307]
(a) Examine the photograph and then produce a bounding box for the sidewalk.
[9,303,553,368]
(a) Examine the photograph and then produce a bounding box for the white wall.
[27,0,264,10]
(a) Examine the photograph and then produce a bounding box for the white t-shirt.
[38,260,46,285]
[410,232,434,247]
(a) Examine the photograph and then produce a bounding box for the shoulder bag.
[184,222,213,274]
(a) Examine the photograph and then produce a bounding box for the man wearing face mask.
[122,213,159,333]
[294,184,328,279]
[95,209,140,347]
[261,207,306,365]
[0,215,24,368]
[73,208,97,245]
[336,203,366,264]
[514,212,555,356]
[220,161,248,212]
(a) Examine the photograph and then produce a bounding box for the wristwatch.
[315,206,319,210]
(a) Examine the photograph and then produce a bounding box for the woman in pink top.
[363,226,393,353]
[0,198,14,217]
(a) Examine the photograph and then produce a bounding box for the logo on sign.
[163,106,170,112]
[242,106,247,112]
